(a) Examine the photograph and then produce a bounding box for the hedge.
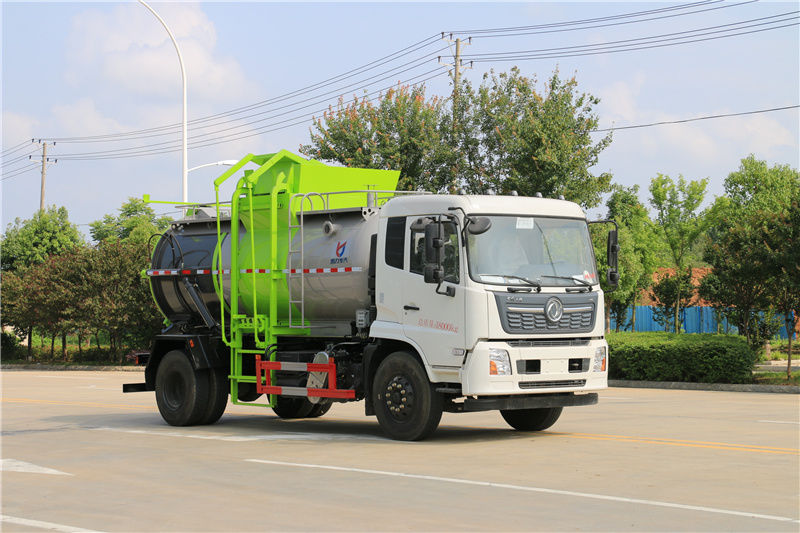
[607,332,758,384]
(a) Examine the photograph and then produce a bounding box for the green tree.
[1,267,41,360]
[701,156,800,368]
[761,201,800,376]
[89,197,172,245]
[300,84,451,192]
[699,226,771,348]
[648,174,709,332]
[1,206,83,272]
[302,69,614,208]
[651,268,697,332]
[472,68,613,208]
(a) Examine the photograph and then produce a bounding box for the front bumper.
[444,391,598,413]
[460,339,608,396]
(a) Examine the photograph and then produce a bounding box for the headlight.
[489,349,512,376]
[593,346,607,372]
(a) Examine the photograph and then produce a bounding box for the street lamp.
[138,0,188,203]
[188,160,239,173]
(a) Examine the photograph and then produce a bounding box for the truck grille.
[506,308,593,332]
[495,292,598,335]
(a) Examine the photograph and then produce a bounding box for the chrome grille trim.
[519,379,586,389]
[506,339,590,348]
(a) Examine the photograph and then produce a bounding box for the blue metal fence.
[609,306,795,340]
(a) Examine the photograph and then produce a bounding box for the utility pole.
[438,34,473,119]
[40,142,47,210]
[439,34,473,193]
[29,140,57,211]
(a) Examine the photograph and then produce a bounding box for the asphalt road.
[2,369,798,532]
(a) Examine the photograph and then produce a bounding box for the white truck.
[125,150,618,441]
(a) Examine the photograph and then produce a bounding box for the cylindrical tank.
[149,208,376,328]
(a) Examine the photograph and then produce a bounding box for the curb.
[609,380,799,394]
[1,364,143,372]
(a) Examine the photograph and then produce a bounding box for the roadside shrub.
[1,330,22,358]
[607,332,758,384]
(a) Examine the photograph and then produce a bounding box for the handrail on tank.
[286,192,327,329]
[213,154,257,347]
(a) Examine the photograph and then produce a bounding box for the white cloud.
[65,2,257,102]
[50,98,127,138]
[597,72,647,125]
[2,111,41,145]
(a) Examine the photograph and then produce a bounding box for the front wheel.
[155,350,210,426]
[500,407,563,432]
[374,352,443,441]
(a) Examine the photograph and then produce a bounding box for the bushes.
[608,332,758,384]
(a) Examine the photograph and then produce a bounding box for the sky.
[2,0,798,237]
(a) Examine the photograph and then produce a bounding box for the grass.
[752,372,800,386]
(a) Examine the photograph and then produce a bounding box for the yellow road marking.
[548,432,799,455]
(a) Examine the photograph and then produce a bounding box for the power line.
[43,35,446,145]
[0,163,40,181]
[1,140,35,158]
[465,12,799,62]
[448,0,755,38]
[51,68,450,161]
[594,105,800,132]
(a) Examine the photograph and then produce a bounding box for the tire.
[155,350,210,426]
[374,352,443,441]
[197,367,228,425]
[306,401,332,418]
[500,407,563,432]
[272,395,315,419]
[237,382,262,402]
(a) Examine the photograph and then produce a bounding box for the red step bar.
[255,359,356,399]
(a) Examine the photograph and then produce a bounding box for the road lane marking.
[93,427,384,442]
[758,420,800,425]
[0,515,102,533]
[2,398,155,411]
[38,376,109,380]
[246,459,800,525]
[1,459,72,475]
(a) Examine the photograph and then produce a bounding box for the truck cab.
[366,194,611,438]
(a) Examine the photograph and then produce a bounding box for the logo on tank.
[331,241,349,264]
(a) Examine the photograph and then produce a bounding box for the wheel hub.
[384,375,414,421]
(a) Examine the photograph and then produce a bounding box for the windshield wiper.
[541,275,592,287]
[483,274,542,292]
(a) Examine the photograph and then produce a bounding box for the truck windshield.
[466,215,598,287]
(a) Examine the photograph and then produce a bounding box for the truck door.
[401,217,466,369]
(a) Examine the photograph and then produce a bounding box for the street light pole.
[138,0,188,203]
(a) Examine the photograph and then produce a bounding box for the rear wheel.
[374,352,443,441]
[198,367,228,425]
[155,350,210,426]
[500,407,563,431]
[306,401,332,418]
[271,395,314,419]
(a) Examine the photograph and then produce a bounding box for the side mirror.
[425,223,444,266]
[467,216,492,235]
[606,229,620,288]
[424,264,443,284]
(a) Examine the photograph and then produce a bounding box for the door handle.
[404,305,420,311]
